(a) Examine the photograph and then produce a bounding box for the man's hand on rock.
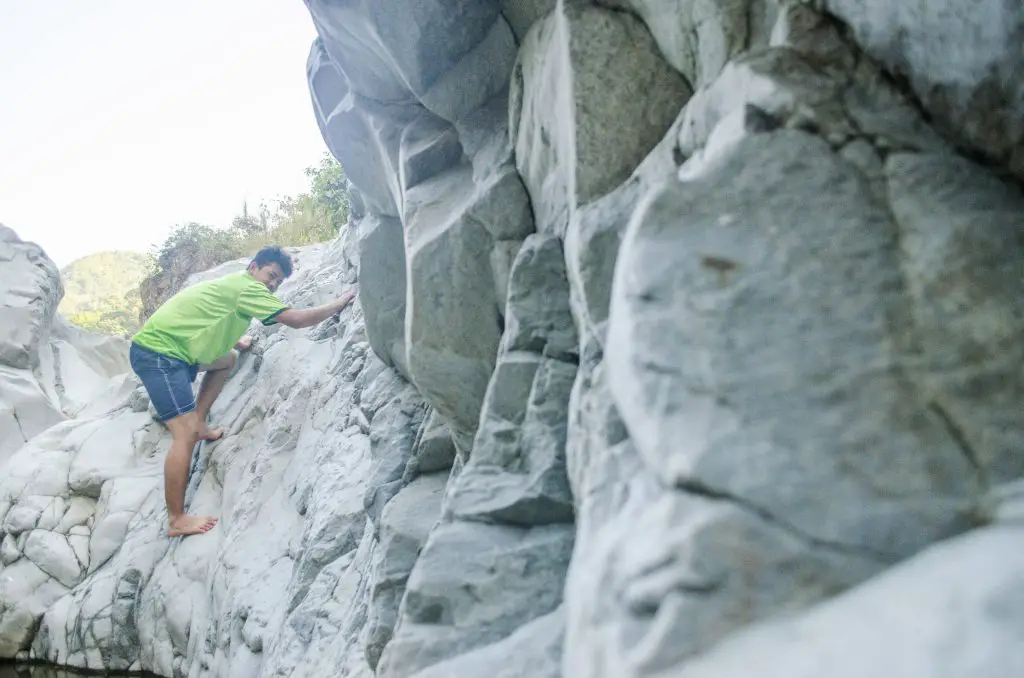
[334,291,356,314]
[235,335,254,352]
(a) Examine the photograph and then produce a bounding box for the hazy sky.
[0,0,330,267]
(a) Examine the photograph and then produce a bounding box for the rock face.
[0,226,131,465]
[2,0,1023,677]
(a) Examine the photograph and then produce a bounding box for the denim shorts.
[129,343,199,422]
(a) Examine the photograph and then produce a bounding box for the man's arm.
[276,292,355,329]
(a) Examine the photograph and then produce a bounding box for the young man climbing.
[129,246,355,537]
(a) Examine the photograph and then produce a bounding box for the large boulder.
[0,227,130,464]
[0,225,63,371]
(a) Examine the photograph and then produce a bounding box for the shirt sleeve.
[237,281,289,325]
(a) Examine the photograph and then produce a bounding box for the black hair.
[251,246,294,278]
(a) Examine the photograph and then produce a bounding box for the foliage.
[305,152,350,234]
[62,153,350,336]
[148,222,245,274]
[134,153,350,324]
[148,152,350,265]
[59,251,150,336]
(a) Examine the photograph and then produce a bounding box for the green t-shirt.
[132,271,288,365]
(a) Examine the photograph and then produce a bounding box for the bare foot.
[197,426,224,441]
[168,514,218,537]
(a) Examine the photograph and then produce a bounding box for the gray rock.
[450,355,576,526]
[566,470,883,676]
[356,213,410,379]
[452,89,513,179]
[673,524,1024,678]
[501,0,557,43]
[564,98,682,347]
[405,409,458,480]
[399,111,465,195]
[608,129,981,558]
[885,151,1024,484]
[489,239,522,319]
[564,179,644,343]
[411,606,565,678]
[305,0,514,123]
[364,393,426,534]
[511,4,691,233]
[502,233,578,361]
[598,0,781,87]
[378,521,574,677]
[367,472,446,668]
[403,161,534,450]
[305,40,405,218]
[0,559,67,656]
[821,0,1024,178]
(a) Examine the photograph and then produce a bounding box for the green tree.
[149,221,243,273]
[231,200,271,237]
[305,152,350,233]
[138,153,351,322]
[59,251,150,336]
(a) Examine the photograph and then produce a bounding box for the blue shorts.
[129,343,199,422]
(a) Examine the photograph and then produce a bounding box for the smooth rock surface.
[0,225,63,371]
[673,523,1024,678]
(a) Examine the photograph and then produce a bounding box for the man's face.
[248,262,286,292]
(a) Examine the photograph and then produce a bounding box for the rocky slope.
[2,0,1024,676]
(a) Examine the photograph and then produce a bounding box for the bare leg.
[194,351,237,440]
[164,412,218,537]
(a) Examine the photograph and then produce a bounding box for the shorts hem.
[154,401,197,423]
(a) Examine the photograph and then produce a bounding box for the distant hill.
[59,251,151,336]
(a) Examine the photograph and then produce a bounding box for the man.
[129,246,355,537]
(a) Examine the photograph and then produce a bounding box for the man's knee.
[199,350,237,373]
[166,412,201,444]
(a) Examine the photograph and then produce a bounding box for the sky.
[0,0,330,267]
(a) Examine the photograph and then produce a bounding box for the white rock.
[0,534,20,566]
[22,530,82,588]
[68,411,152,497]
[57,497,96,534]
[0,559,67,656]
[34,497,66,532]
[0,225,62,371]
